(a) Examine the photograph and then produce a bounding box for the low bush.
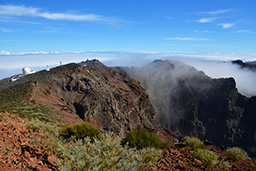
[183,136,205,149]
[25,118,60,135]
[191,149,219,168]
[226,147,248,161]
[121,128,168,149]
[217,159,231,170]
[51,134,161,170]
[60,123,101,141]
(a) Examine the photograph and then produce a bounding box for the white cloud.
[0,5,38,16]
[200,9,232,15]
[190,44,200,46]
[0,51,62,55]
[218,23,234,29]
[39,12,105,22]
[193,30,210,33]
[202,30,210,33]
[165,37,209,41]
[0,5,115,23]
[236,30,249,33]
[196,17,217,23]
[0,28,13,32]
[36,29,57,33]
[234,30,256,34]
[14,51,50,55]
[0,51,11,55]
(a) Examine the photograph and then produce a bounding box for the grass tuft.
[191,148,219,168]
[226,147,248,162]
[217,159,231,170]
[183,136,205,149]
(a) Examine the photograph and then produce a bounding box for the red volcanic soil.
[0,112,57,171]
[150,143,256,171]
[0,111,256,170]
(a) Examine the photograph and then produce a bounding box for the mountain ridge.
[121,59,256,157]
[0,59,177,141]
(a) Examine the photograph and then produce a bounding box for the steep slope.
[0,60,175,140]
[122,59,256,157]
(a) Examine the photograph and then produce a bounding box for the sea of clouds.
[1,51,256,97]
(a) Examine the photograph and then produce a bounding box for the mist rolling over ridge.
[122,59,256,157]
[123,59,215,128]
[181,59,256,97]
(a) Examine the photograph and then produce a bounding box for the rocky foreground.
[0,112,255,171]
[0,112,56,170]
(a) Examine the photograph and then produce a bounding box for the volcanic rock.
[0,59,176,141]
[122,59,256,157]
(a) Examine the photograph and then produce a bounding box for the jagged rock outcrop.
[122,60,256,157]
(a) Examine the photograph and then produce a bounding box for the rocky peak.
[122,59,256,157]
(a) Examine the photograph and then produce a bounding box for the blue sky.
[0,0,256,79]
[0,0,256,54]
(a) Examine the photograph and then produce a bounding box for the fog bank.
[181,59,256,97]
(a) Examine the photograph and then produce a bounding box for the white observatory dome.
[22,67,36,75]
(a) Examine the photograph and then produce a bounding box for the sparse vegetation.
[25,118,60,135]
[217,159,231,170]
[25,119,161,170]
[226,147,248,161]
[0,83,33,112]
[191,148,219,168]
[183,136,205,149]
[10,105,55,122]
[121,128,169,149]
[54,134,161,170]
[60,122,102,141]
[0,81,60,123]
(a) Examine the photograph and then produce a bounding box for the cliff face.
[0,60,163,137]
[46,60,160,136]
[123,60,256,157]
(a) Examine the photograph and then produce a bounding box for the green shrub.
[191,149,219,168]
[60,123,101,140]
[121,128,168,149]
[52,134,161,170]
[217,159,231,170]
[226,147,248,161]
[183,136,205,149]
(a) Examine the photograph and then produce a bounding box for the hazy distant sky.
[0,0,256,79]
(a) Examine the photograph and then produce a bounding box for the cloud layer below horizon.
[1,51,256,98]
